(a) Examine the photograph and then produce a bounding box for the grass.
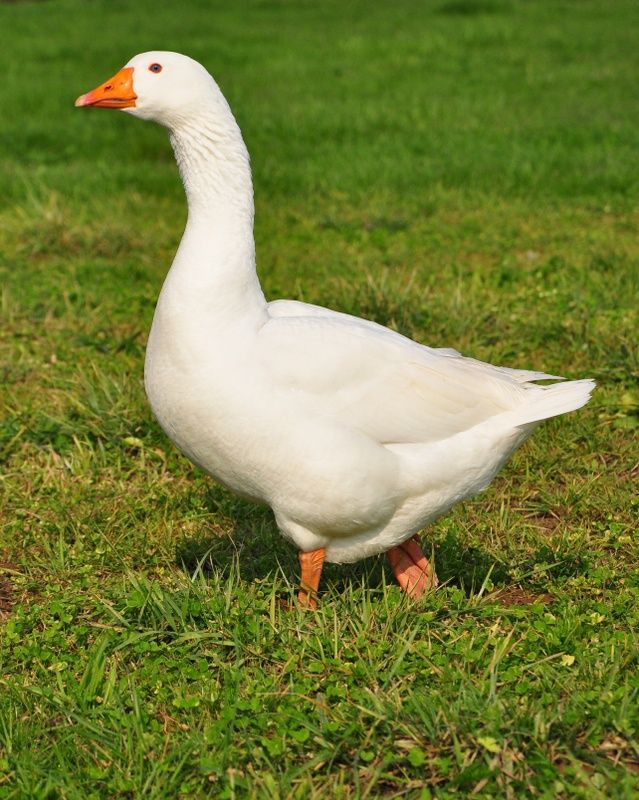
[1,0,638,796]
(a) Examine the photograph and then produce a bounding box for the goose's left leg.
[298,548,326,609]
[387,535,438,599]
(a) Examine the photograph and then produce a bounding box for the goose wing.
[258,304,538,445]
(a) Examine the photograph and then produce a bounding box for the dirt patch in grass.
[596,736,639,774]
[492,587,554,606]
[0,565,16,619]
[522,512,561,537]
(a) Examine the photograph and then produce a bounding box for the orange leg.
[387,535,438,599]
[298,548,326,609]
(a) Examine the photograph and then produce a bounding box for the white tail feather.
[512,379,596,427]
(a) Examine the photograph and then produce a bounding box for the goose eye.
[149,63,163,74]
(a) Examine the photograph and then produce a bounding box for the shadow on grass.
[433,530,511,591]
[174,486,389,592]
[437,0,512,15]
[174,485,589,597]
[433,530,589,590]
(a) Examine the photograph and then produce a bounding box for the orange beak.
[75,67,136,109]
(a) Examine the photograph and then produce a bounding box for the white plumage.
[77,51,594,573]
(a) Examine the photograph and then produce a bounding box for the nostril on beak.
[104,84,113,91]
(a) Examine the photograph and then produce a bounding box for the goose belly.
[144,359,402,534]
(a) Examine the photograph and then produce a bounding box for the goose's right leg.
[387,535,438,598]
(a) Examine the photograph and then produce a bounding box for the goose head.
[75,51,226,129]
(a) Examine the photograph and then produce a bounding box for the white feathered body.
[125,51,595,564]
[146,256,593,564]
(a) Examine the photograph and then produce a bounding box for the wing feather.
[259,302,537,445]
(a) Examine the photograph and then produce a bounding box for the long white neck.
[157,105,267,329]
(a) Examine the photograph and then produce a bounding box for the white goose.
[76,52,594,606]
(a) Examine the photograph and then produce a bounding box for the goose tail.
[512,378,596,427]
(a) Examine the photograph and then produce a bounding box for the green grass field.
[1,0,638,797]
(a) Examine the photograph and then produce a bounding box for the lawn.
[1,0,638,797]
